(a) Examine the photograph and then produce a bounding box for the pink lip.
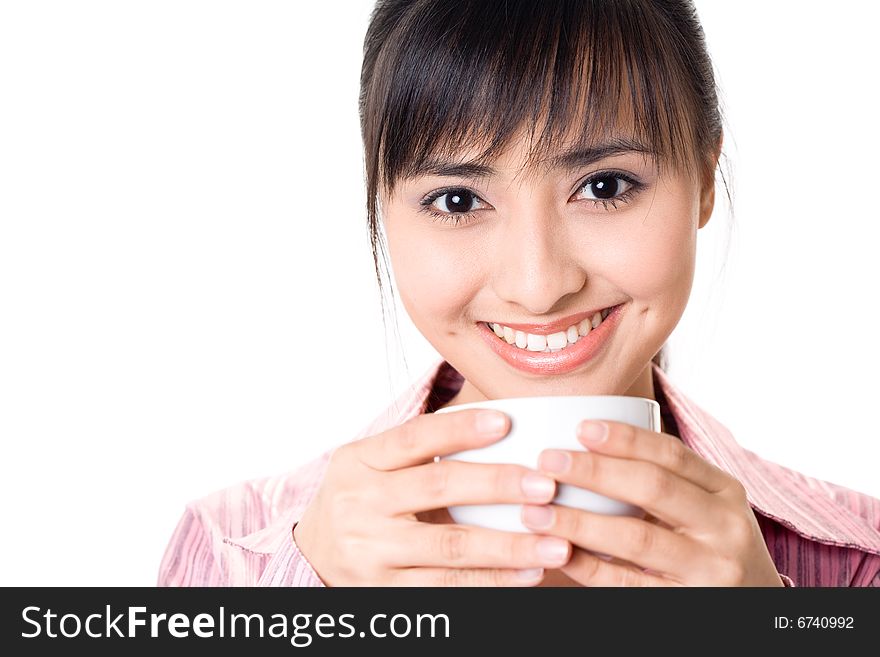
[477,303,625,376]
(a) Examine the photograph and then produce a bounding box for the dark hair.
[359,0,731,375]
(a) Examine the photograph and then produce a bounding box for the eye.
[574,171,644,211]
[418,187,487,226]
[424,188,484,214]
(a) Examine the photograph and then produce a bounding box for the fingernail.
[522,505,554,529]
[521,473,555,500]
[475,410,508,437]
[514,568,544,582]
[539,449,570,473]
[536,537,569,565]
[579,421,608,444]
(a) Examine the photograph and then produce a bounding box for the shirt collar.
[652,364,880,555]
[226,357,880,558]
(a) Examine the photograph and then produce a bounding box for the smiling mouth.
[484,304,620,354]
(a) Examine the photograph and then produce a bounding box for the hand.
[293,409,572,586]
[520,420,783,586]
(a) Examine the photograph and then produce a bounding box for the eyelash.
[418,170,645,227]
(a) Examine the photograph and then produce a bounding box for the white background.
[1,1,877,586]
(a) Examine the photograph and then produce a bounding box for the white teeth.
[488,305,617,354]
[526,333,547,351]
[547,331,567,349]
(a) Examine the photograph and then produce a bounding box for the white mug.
[436,395,661,533]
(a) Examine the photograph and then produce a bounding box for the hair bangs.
[368,0,703,199]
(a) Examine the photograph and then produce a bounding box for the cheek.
[600,201,697,305]
[388,227,481,327]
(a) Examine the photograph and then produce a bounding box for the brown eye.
[573,171,644,211]
[418,186,487,226]
[433,189,479,213]
[579,174,632,200]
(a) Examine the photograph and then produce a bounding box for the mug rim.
[434,394,659,414]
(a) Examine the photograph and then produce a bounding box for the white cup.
[435,395,661,533]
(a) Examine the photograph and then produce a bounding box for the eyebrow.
[404,138,655,180]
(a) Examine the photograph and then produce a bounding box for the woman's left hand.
[522,420,784,586]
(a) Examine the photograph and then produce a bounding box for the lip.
[477,303,625,376]
[486,307,615,336]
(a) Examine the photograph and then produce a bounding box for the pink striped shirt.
[158,359,880,587]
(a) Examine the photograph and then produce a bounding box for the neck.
[439,360,665,434]
[450,360,657,404]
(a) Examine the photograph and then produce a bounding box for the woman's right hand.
[293,409,572,586]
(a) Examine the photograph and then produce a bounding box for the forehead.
[401,135,657,184]
[391,91,668,189]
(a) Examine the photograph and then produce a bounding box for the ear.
[698,132,723,230]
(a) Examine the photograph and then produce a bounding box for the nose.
[489,208,587,315]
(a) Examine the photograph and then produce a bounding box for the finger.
[561,547,681,587]
[382,461,556,515]
[576,420,731,494]
[387,523,571,570]
[538,449,720,530]
[355,409,510,471]
[521,504,699,579]
[389,566,546,587]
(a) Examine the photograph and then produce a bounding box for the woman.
[159,0,880,587]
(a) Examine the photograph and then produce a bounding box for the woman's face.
[381,131,719,402]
